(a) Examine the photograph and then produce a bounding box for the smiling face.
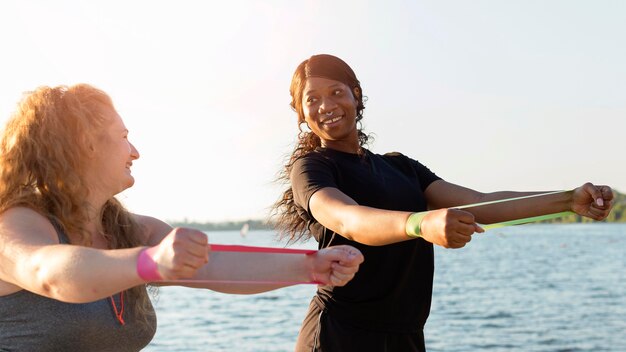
[88,108,140,198]
[302,76,360,152]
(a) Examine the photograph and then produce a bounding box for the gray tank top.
[0,221,157,351]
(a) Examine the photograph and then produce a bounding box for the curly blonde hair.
[0,84,154,327]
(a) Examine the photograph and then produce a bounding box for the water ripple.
[145,224,626,351]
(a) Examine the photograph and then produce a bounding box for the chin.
[123,177,135,190]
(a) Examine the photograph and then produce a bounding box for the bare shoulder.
[0,207,58,244]
[131,213,173,246]
[0,207,58,293]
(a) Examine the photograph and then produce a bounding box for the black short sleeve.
[383,152,441,192]
[287,148,441,332]
[290,153,337,217]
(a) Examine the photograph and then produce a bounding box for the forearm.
[172,251,313,294]
[308,188,412,246]
[22,245,145,303]
[464,190,573,224]
[424,181,573,225]
[331,205,412,246]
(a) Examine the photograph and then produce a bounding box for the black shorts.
[294,300,425,352]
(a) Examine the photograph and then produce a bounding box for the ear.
[352,87,361,99]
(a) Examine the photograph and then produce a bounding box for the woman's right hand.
[420,209,484,249]
[142,227,210,281]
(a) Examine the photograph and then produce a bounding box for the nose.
[318,96,338,115]
[130,142,140,160]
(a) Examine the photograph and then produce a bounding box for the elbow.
[335,217,358,243]
[30,254,95,304]
[335,217,406,247]
[337,220,387,247]
[34,272,96,303]
[32,261,68,302]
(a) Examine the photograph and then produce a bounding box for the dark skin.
[302,76,614,247]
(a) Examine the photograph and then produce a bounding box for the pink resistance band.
[136,247,163,281]
[209,244,316,255]
[137,244,321,284]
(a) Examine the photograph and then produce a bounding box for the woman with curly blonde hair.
[0,84,364,351]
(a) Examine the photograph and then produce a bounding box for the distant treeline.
[169,191,626,231]
[167,218,273,232]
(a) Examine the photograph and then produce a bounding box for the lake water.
[144,224,626,351]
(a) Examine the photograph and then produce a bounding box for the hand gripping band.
[405,211,428,238]
[404,191,575,238]
[137,247,163,282]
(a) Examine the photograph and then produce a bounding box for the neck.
[84,213,110,249]
[85,195,107,233]
[322,142,362,154]
[321,131,361,154]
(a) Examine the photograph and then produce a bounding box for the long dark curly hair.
[271,54,370,243]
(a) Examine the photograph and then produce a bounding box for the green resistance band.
[406,191,576,237]
[480,211,574,230]
[455,190,575,230]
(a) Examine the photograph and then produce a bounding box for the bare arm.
[307,187,413,246]
[133,215,365,294]
[176,245,364,294]
[305,180,613,249]
[412,180,613,248]
[308,186,481,248]
[424,180,563,223]
[0,209,363,299]
[0,207,146,303]
[424,180,613,224]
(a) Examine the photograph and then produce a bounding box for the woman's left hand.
[571,182,614,220]
[309,245,364,286]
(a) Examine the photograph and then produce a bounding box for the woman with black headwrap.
[272,54,613,351]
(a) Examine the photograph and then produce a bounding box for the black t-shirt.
[291,147,442,333]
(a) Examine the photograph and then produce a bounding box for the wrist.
[305,251,323,284]
[136,246,162,282]
[405,211,428,238]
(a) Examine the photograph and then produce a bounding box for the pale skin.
[0,109,364,304]
[301,76,614,248]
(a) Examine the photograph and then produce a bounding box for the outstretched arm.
[0,207,147,303]
[308,186,481,248]
[171,244,364,294]
[423,180,614,224]
[134,215,364,293]
[409,180,613,248]
[307,187,416,246]
[0,209,363,302]
[304,181,613,249]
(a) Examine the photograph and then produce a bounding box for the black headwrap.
[304,54,360,90]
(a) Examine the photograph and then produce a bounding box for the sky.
[0,0,624,223]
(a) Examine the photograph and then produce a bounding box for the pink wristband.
[137,247,162,282]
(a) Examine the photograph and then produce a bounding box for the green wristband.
[405,211,428,238]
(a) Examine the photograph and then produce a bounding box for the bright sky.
[1,1,624,223]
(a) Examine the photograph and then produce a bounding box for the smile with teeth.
[323,115,343,125]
